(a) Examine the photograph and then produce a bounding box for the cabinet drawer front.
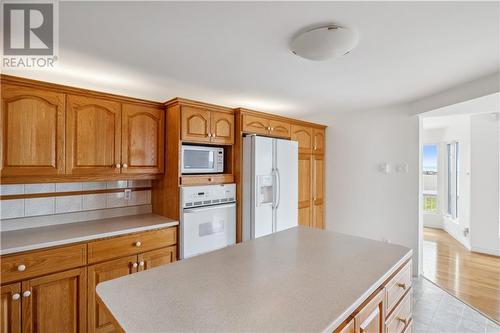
[180,174,234,186]
[1,244,86,284]
[386,260,412,315]
[386,290,412,333]
[88,228,177,264]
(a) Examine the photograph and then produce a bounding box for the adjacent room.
[0,2,499,333]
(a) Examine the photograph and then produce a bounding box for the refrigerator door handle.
[275,168,281,209]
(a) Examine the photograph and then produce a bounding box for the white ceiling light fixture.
[291,25,359,61]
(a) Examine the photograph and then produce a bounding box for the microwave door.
[182,148,215,173]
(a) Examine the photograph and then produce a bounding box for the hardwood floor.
[423,227,500,324]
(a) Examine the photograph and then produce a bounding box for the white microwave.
[181,145,224,174]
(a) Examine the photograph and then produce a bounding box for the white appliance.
[242,136,298,240]
[180,184,236,258]
[181,145,224,174]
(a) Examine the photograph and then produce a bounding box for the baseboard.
[471,246,500,257]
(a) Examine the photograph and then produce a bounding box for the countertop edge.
[0,220,179,256]
[322,249,413,333]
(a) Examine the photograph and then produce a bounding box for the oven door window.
[184,149,214,170]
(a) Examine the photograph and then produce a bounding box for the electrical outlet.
[124,189,132,200]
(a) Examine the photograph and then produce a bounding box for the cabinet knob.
[313,146,317,151]
[208,178,213,182]
[139,261,145,267]
[270,127,274,131]
[207,133,211,137]
[22,291,31,298]
[17,264,26,272]
[122,163,128,168]
[397,282,407,290]
[115,163,121,168]
[12,293,20,301]
[135,241,142,247]
[132,262,138,268]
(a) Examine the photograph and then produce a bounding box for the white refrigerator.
[242,135,298,241]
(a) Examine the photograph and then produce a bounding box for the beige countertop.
[97,226,412,333]
[1,214,178,255]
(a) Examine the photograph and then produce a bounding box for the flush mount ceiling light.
[291,25,359,61]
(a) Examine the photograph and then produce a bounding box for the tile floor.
[413,277,500,333]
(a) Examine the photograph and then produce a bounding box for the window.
[423,144,438,213]
[447,141,459,219]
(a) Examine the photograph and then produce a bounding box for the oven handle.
[183,203,236,213]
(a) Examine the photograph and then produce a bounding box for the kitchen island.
[97,227,413,333]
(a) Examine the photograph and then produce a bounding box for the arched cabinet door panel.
[181,106,211,143]
[242,114,269,136]
[66,95,121,174]
[291,125,313,154]
[210,111,234,145]
[1,84,65,177]
[121,104,164,174]
[313,128,325,154]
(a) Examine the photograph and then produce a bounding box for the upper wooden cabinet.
[181,106,234,145]
[312,155,324,229]
[0,84,65,177]
[291,125,313,154]
[242,114,290,138]
[313,128,325,154]
[66,95,122,175]
[122,104,164,174]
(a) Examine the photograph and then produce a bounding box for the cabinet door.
[291,125,313,154]
[210,112,234,145]
[298,153,313,227]
[1,283,21,333]
[21,268,86,333]
[0,84,65,177]
[87,256,137,333]
[137,246,177,271]
[242,114,269,136]
[269,119,291,138]
[312,154,324,229]
[66,95,121,174]
[313,128,325,154]
[121,104,164,174]
[180,106,211,143]
[355,289,384,333]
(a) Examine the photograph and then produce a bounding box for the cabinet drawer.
[1,244,86,284]
[386,289,412,333]
[88,228,177,264]
[386,260,412,315]
[180,174,234,186]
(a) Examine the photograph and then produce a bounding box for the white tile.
[128,180,152,188]
[0,199,25,219]
[25,198,55,216]
[55,196,82,213]
[107,181,128,189]
[107,192,127,208]
[82,194,107,210]
[128,190,151,206]
[56,182,83,192]
[0,184,24,195]
[25,183,55,194]
[82,182,107,190]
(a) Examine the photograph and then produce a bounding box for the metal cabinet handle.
[17,264,26,272]
[22,291,31,298]
[132,262,138,268]
[135,241,142,247]
[115,163,121,168]
[397,317,408,326]
[12,293,20,301]
[397,282,407,290]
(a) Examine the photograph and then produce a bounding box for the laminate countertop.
[0,214,178,255]
[97,226,412,333]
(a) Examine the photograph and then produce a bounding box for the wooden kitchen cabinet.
[138,246,177,271]
[22,267,87,333]
[87,256,137,333]
[121,103,164,174]
[354,289,384,333]
[66,95,122,175]
[181,106,234,145]
[312,154,324,229]
[1,283,21,333]
[313,128,325,154]
[291,125,313,154]
[298,153,313,227]
[210,111,234,144]
[241,114,290,138]
[268,119,291,138]
[0,84,65,177]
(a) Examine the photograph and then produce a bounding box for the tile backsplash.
[1,180,152,230]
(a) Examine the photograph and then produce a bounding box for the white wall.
[470,113,500,255]
[307,105,420,274]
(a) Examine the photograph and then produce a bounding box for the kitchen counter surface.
[97,226,412,333]
[1,214,178,255]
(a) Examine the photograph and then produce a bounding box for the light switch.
[378,163,390,174]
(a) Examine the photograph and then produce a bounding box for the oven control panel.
[181,184,236,208]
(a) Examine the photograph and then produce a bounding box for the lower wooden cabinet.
[1,283,21,333]
[354,289,384,333]
[297,152,324,229]
[138,246,176,271]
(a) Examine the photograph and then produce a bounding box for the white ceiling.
[5,1,500,117]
